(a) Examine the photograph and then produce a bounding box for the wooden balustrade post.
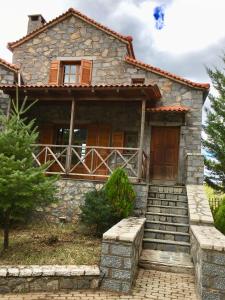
[137,99,146,181]
[66,98,76,174]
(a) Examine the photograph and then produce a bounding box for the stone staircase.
[143,184,190,253]
[139,184,194,274]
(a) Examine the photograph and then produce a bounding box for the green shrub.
[214,198,225,234]
[80,168,136,236]
[104,168,136,218]
[80,189,119,236]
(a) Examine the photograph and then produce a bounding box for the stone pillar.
[186,153,204,185]
[100,217,145,293]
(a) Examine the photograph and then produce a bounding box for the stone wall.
[0,265,99,294]
[0,65,15,114]
[186,153,204,185]
[186,185,214,225]
[100,217,145,293]
[187,184,225,299]
[190,225,225,300]
[133,183,148,217]
[40,179,148,223]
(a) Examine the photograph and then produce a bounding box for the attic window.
[48,60,93,85]
[131,78,145,84]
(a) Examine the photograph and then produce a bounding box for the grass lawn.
[0,223,101,265]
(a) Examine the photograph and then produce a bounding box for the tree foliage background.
[203,55,225,193]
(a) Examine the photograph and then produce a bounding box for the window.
[63,63,81,85]
[55,126,88,164]
[48,60,93,85]
[124,132,138,148]
[55,126,87,146]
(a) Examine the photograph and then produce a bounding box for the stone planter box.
[0,265,100,294]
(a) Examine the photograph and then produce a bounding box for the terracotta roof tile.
[0,57,19,72]
[0,83,156,88]
[125,56,210,90]
[147,105,190,113]
[7,8,135,58]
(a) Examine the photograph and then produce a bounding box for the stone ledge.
[191,225,225,251]
[103,217,146,242]
[0,265,100,277]
[186,185,214,225]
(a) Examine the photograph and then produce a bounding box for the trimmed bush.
[81,168,136,236]
[80,189,119,236]
[104,168,136,218]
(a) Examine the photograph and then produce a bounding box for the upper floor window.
[48,60,92,86]
[63,63,81,85]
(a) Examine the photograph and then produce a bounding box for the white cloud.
[0,0,70,61]
[151,0,225,54]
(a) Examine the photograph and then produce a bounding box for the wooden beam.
[66,98,76,173]
[137,99,146,180]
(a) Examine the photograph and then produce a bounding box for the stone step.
[139,249,194,274]
[145,221,189,233]
[147,205,188,215]
[148,192,187,201]
[145,212,189,224]
[148,197,188,208]
[144,229,190,243]
[149,185,186,195]
[143,238,190,253]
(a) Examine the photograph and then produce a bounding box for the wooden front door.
[86,124,111,177]
[150,126,180,181]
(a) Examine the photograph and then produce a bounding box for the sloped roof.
[125,56,210,91]
[0,57,19,72]
[0,83,161,101]
[7,8,135,58]
[147,105,190,113]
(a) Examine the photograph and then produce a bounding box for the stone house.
[3,10,225,300]
[0,8,209,221]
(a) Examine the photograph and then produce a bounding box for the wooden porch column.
[66,98,76,174]
[137,99,146,181]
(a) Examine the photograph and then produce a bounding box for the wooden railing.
[32,144,148,181]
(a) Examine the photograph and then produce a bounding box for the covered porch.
[3,84,161,182]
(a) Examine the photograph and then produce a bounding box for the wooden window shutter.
[112,132,124,153]
[48,60,60,85]
[39,124,54,144]
[80,60,93,85]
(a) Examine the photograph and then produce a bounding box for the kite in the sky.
[153,6,165,30]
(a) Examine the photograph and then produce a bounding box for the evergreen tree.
[203,56,225,192]
[0,93,58,250]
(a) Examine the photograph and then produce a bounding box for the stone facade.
[0,65,14,114]
[0,265,99,294]
[39,179,147,223]
[9,12,205,184]
[100,217,145,293]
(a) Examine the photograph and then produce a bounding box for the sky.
[0,0,224,111]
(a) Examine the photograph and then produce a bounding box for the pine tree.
[0,92,58,250]
[203,56,225,193]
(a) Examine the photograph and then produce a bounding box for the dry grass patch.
[0,223,101,265]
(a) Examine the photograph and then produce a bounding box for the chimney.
[27,14,46,34]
